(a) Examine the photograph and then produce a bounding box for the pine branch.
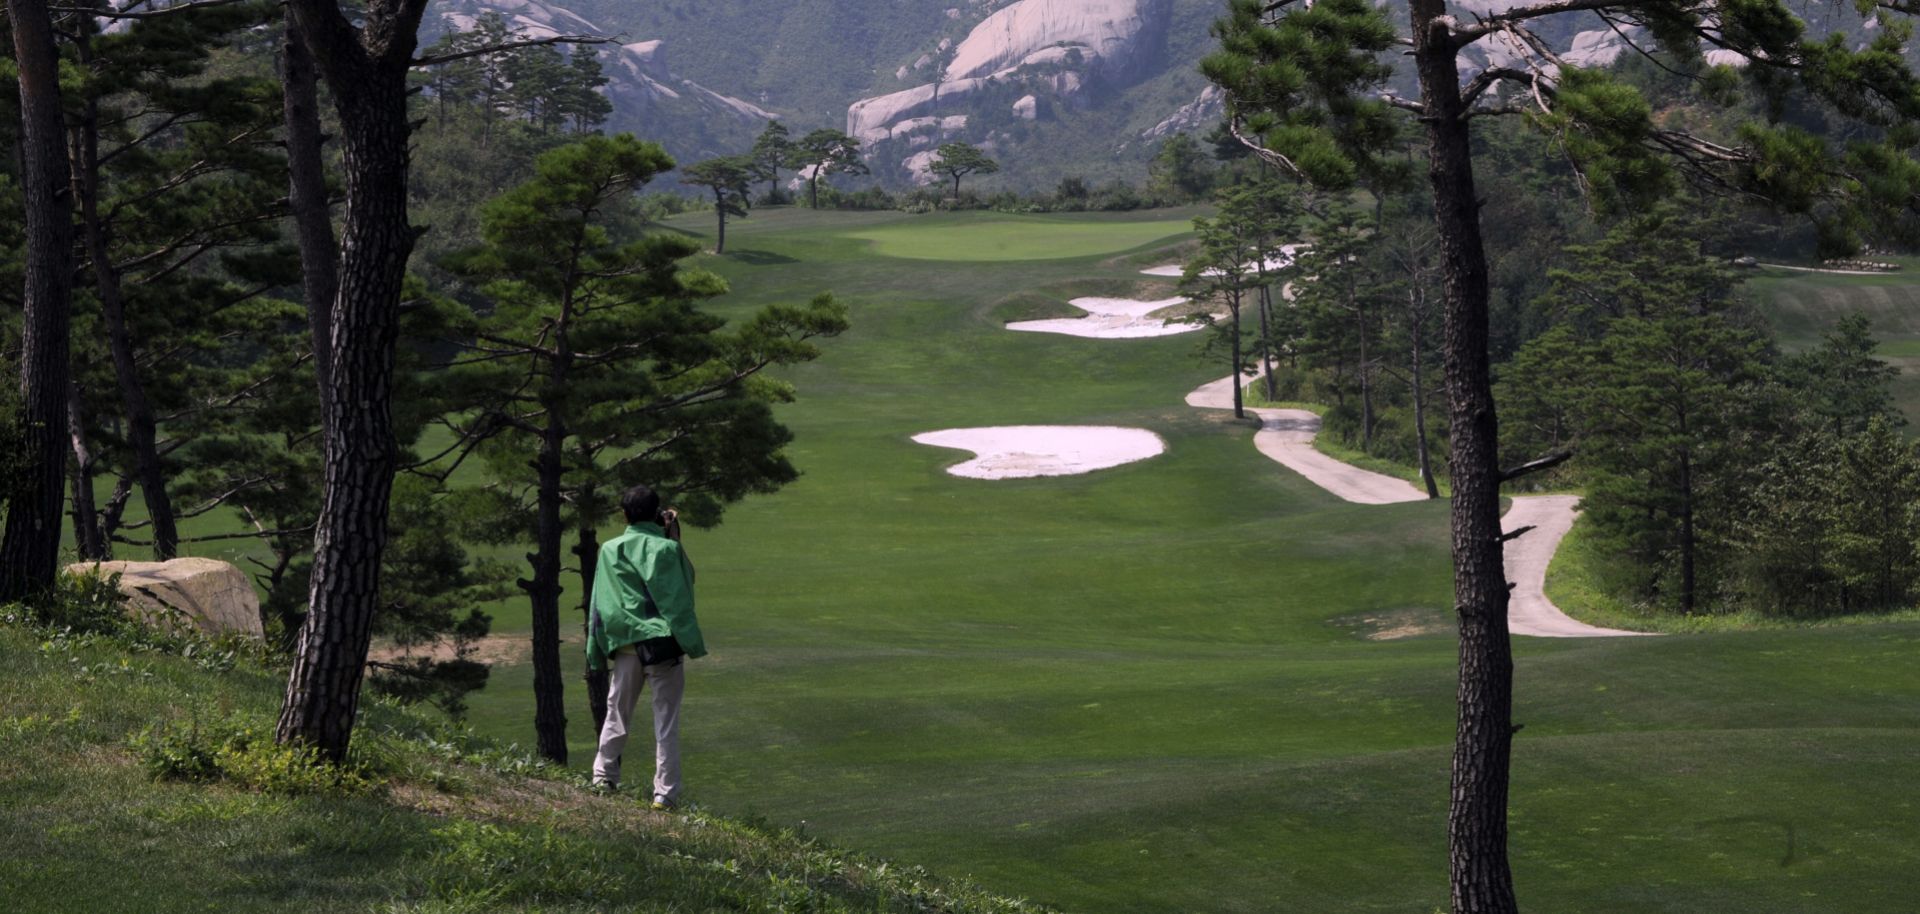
[1499,449,1575,483]
[53,0,251,19]
[412,34,617,68]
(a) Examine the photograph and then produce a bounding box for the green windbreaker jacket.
[585,523,706,672]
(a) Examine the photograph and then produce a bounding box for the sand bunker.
[913,425,1166,479]
[1007,296,1200,339]
[1141,245,1304,278]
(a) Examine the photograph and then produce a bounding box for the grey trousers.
[591,651,685,802]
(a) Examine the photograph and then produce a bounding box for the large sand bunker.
[913,425,1166,479]
[1007,296,1199,339]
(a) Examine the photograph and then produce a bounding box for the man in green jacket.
[587,484,707,808]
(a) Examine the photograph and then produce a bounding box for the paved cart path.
[1185,370,1649,638]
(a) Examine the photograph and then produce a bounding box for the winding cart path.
[1184,369,1649,638]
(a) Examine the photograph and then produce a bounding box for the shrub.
[31,568,133,635]
[135,716,377,796]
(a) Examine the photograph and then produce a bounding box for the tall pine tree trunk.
[283,11,339,421]
[1228,293,1245,419]
[525,415,570,763]
[1258,284,1279,401]
[574,500,608,738]
[1679,449,1696,614]
[0,0,77,603]
[1411,0,1517,909]
[275,0,428,764]
[69,58,179,560]
[67,381,108,561]
[1410,289,1440,500]
[1356,290,1374,454]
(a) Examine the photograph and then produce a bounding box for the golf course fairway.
[455,208,1920,914]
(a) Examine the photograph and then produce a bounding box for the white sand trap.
[1007,296,1199,339]
[1142,245,1305,278]
[913,426,1166,479]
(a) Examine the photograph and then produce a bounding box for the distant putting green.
[842,214,1193,261]
[1745,256,1920,424]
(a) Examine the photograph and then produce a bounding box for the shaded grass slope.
[0,620,1048,914]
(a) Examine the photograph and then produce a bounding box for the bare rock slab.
[65,557,264,640]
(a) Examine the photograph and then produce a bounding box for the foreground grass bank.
[0,620,1047,914]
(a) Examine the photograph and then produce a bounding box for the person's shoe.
[588,779,619,795]
[650,797,676,812]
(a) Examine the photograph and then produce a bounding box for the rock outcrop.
[1143,85,1223,141]
[846,0,1171,183]
[944,0,1169,83]
[67,558,264,640]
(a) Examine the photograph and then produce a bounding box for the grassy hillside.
[0,615,1047,913]
[1744,256,1920,424]
[435,208,1920,913]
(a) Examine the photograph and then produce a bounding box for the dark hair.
[621,484,662,525]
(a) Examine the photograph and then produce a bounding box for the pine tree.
[439,135,848,762]
[1180,203,1265,419]
[0,0,76,602]
[926,142,1000,198]
[276,0,436,764]
[63,0,290,561]
[749,120,795,201]
[792,128,867,209]
[560,46,613,134]
[680,156,756,254]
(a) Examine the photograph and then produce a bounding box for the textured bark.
[574,507,608,738]
[711,188,730,254]
[1356,290,1374,454]
[1410,288,1441,500]
[1258,285,1279,401]
[69,51,180,560]
[1228,292,1245,419]
[1411,0,1518,910]
[66,381,108,561]
[0,0,78,603]
[283,11,340,414]
[524,412,571,764]
[1679,449,1696,614]
[275,0,428,764]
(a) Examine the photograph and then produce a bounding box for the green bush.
[32,568,134,635]
[135,716,376,796]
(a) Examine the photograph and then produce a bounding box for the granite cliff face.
[846,0,1174,184]
[944,0,1169,82]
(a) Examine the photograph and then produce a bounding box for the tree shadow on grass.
[725,249,798,265]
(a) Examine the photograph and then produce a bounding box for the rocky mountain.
[428,0,1879,191]
[427,0,779,164]
[433,0,1229,189]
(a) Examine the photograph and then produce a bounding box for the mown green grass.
[842,211,1199,261]
[443,209,1920,913]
